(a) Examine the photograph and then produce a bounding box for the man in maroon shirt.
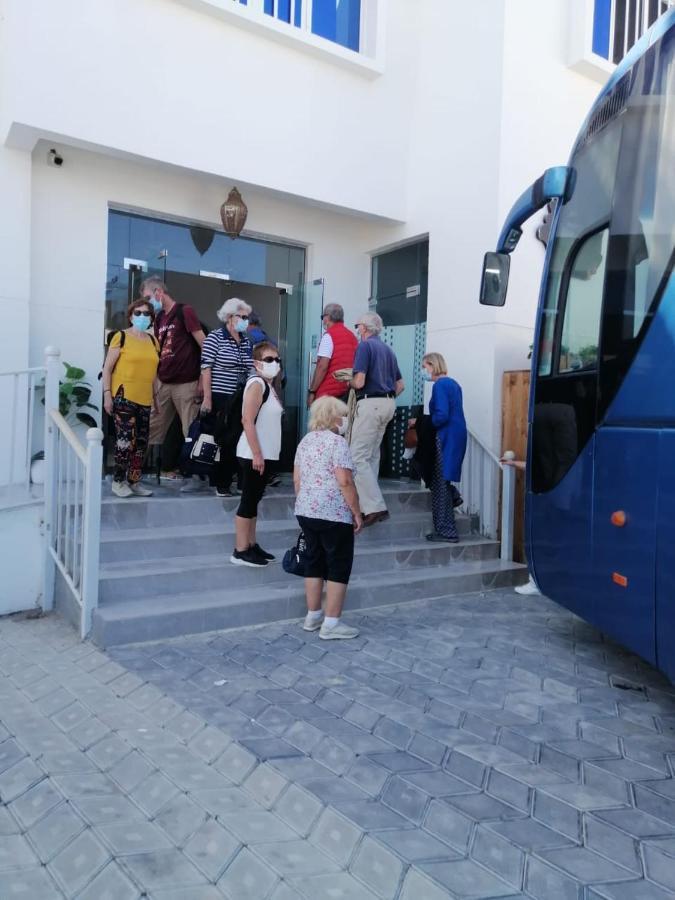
[140,277,206,451]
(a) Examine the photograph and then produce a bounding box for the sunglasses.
[260,356,281,364]
[132,309,151,317]
[236,314,250,321]
[355,323,364,329]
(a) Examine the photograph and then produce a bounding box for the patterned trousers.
[113,395,151,484]
[431,437,459,540]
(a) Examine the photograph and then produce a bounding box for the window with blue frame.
[261,0,361,52]
[593,0,668,64]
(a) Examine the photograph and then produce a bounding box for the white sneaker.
[319,621,359,641]
[112,481,133,498]
[303,612,324,632]
[515,576,541,596]
[180,476,208,493]
[129,482,153,497]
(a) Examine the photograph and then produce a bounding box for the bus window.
[600,26,675,416]
[558,229,608,374]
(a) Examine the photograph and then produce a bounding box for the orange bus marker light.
[611,511,627,527]
[612,572,628,588]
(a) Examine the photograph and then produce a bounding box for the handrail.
[0,366,45,377]
[458,426,517,562]
[42,347,104,638]
[47,409,88,465]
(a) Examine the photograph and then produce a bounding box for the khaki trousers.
[349,397,395,516]
[148,379,200,445]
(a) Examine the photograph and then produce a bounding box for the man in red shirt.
[140,277,206,451]
[307,303,358,407]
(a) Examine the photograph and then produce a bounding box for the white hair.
[360,312,383,336]
[217,297,252,323]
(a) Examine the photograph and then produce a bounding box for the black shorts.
[297,515,354,585]
[236,459,275,519]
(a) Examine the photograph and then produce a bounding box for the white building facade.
[0,0,664,610]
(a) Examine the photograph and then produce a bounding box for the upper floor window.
[593,0,669,63]
[235,0,361,52]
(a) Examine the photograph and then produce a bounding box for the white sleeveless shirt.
[236,377,283,461]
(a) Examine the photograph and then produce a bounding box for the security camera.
[47,148,64,168]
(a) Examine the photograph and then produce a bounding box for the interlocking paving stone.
[253,838,341,877]
[274,783,323,836]
[0,866,64,899]
[28,802,86,863]
[0,757,44,802]
[0,833,40,870]
[130,771,179,816]
[48,829,111,895]
[154,793,208,844]
[540,846,635,883]
[0,738,26,775]
[350,834,404,898]
[183,818,240,880]
[6,590,675,898]
[120,849,208,891]
[77,860,141,900]
[217,847,278,900]
[9,778,62,828]
[222,804,300,846]
[420,857,514,897]
[334,799,415,831]
[97,820,173,855]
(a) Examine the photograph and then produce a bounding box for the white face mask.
[259,361,280,379]
[337,416,348,436]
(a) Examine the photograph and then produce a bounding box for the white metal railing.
[0,364,46,502]
[457,429,516,562]
[598,0,670,64]
[42,347,103,639]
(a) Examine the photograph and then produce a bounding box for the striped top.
[200,328,254,395]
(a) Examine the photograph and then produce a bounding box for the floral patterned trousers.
[113,394,150,484]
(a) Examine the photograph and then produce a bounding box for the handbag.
[180,414,220,476]
[282,531,308,577]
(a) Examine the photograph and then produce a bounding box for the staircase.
[91,479,526,647]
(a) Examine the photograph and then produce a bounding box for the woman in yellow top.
[101,299,160,498]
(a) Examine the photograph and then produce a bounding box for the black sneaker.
[216,486,237,498]
[230,548,268,567]
[251,543,275,562]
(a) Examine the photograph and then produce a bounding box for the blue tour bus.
[480,10,675,679]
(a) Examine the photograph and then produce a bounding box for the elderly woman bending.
[293,397,363,640]
[200,297,254,497]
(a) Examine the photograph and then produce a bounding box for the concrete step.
[98,511,476,564]
[98,535,501,603]
[91,558,528,647]
[100,483,434,531]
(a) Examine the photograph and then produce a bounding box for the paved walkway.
[1,590,675,899]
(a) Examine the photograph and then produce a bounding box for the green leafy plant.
[58,362,98,428]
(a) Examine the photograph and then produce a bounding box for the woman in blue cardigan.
[424,352,467,542]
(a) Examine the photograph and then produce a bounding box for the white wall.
[0,504,43,614]
[29,144,383,394]
[2,0,420,222]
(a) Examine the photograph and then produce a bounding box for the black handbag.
[282,531,308,577]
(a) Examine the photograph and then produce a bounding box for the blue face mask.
[150,297,162,314]
[234,317,249,333]
[421,369,432,382]
[133,314,152,332]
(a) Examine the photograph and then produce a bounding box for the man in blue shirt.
[350,312,404,526]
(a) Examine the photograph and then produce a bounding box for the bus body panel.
[591,427,658,663]
[656,431,675,682]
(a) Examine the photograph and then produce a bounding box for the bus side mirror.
[480,252,510,307]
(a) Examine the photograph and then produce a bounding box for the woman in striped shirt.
[200,298,254,496]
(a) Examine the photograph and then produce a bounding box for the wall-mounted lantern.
[220,187,248,240]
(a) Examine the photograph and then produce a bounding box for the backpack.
[247,376,271,423]
[97,330,159,381]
